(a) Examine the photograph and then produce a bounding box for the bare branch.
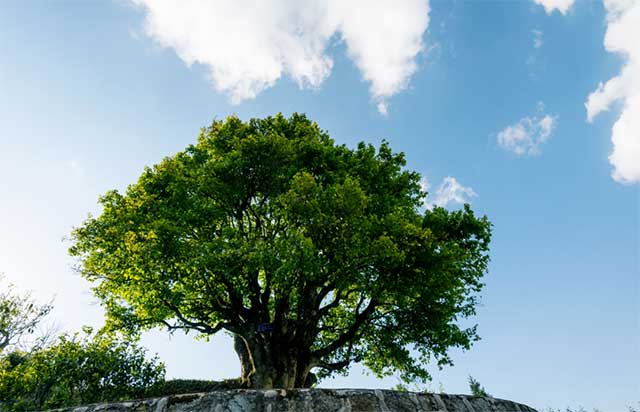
[0,275,53,352]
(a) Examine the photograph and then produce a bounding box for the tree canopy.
[69,113,492,389]
[0,275,52,353]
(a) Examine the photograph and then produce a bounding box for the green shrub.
[148,379,242,397]
[0,328,164,412]
[468,375,490,397]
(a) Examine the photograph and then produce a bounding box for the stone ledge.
[49,389,538,412]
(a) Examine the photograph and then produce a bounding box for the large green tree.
[70,114,491,389]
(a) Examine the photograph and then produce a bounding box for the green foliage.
[391,382,410,392]
[148,379,241,397]
[0,328,164,411]
[468,375,490,397]
[69,113,492,387]
[0,274,52,353]
[390,380,444,394]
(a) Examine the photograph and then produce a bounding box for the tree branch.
[311,297,378,360]
[159,297,240,334]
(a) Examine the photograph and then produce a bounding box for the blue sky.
[0,1,638,411]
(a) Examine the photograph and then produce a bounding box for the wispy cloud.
[130,0,430,114]
[585,0,639,184]
[526,30,544,80]
[421,176,477,209]
[497,103,558,156]
[532,29,543,49]
[533,0,575,15]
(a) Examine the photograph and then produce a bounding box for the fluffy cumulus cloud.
[533,0,576,14]
[130,0,429,113]
[497,103,558,156]
[585,0,640,184]
[421,176,477,209]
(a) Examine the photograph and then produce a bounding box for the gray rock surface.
[48,389,538,412]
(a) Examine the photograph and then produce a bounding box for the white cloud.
[533,29,543,49]
[497,103,558,156]
[130,0,429,114]
[533,0,576,15]
[422,176,477,209]
[377,102,388,117]
[419,176,431,193]
[585,0,640,184]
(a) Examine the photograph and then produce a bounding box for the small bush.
[0,328,164,412]
[468,375,490,397]
[148,379,242,397]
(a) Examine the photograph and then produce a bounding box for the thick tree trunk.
[232,334,312,389]
[233,334,255,388]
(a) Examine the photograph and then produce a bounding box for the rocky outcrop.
[48,389,537,412]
